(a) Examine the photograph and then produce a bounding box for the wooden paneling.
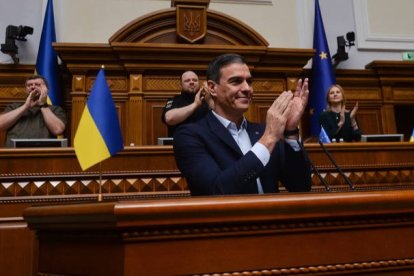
[145,101,168,144]
[0,131,5,146]
[57,45,314,146]
[0,144,413,275]
[3,57,413,148]
[358,109,382,134]
[0,143,413,200]
[24,190,414,276]
[0,222,37,276]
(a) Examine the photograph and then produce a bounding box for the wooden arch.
[109,8,269,46]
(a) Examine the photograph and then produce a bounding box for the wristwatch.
[284,127,299,137]
[40,103,49,108]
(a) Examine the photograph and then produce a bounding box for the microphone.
[318,140,355,190]
[297,140,330,191]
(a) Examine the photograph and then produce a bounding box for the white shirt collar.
[212,110,247,130]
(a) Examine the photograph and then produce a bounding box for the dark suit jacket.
[173,112,311,196]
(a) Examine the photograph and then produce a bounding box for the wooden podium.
[24,190,414,276]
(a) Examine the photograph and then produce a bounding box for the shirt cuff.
[251,142,270,166]
[285,139,301,151]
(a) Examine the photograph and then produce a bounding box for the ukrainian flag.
[410,128,414,142]
[74,69,124,171]
[36,0,62,106]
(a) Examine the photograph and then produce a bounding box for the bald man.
[162,71,213,137]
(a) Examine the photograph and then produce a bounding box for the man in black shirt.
[161,71,213,137]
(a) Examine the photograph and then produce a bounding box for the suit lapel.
[206,112,243,155]
[246,122,263,145]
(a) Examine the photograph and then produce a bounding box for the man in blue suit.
[173,54,311,196]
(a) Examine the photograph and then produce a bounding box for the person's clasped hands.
[259,78,308,151]
[264,78,309,140]
[338,101,358,128]
[26,82,48,108]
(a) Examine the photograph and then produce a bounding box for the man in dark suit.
[173,54,311,196]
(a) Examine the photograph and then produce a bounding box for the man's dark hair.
[25,75,49,89]
[207,53,246,83]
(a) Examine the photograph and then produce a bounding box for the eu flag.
[35,0,62,106]
[309,0,336,137]
[74,69,124,170]
[319,125,331,144]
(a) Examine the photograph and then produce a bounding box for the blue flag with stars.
[309,0,336,137]
[319,125,331,144]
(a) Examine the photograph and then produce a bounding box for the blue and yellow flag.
[410,128,414,142]
[74,69,124,170]
[35,0,61,106]
[319,125,331,144]
[309,0,336,137]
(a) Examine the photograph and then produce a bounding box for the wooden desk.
[1,142,413,199]
[1,142,414,275]
[24,190,414,275]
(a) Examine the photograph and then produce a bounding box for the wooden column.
[70,75,87,145]
[127,74,143,146]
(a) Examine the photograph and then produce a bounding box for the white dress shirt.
[212,111,301,194]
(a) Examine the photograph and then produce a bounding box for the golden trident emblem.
[176,6,207,43]
[184,12,201,36]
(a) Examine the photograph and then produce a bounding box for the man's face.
[25,78,45,94]
[181,71,200,94]
[209,62,253,119]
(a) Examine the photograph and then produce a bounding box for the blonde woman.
[319,84,362,142]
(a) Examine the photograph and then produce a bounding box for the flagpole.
[98,162,103,202]
[98,64,104,202]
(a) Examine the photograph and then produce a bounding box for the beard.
[183,86,198,94]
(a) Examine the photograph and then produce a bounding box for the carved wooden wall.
[365,61,414,139]
[1,1,414,147]
[52,0,315,146]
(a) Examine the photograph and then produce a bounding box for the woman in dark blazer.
[319,84,362,142]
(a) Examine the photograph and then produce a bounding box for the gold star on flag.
[309,108,315,115]
[319,51,328,59]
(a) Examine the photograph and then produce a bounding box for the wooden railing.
[1,142,413,198]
